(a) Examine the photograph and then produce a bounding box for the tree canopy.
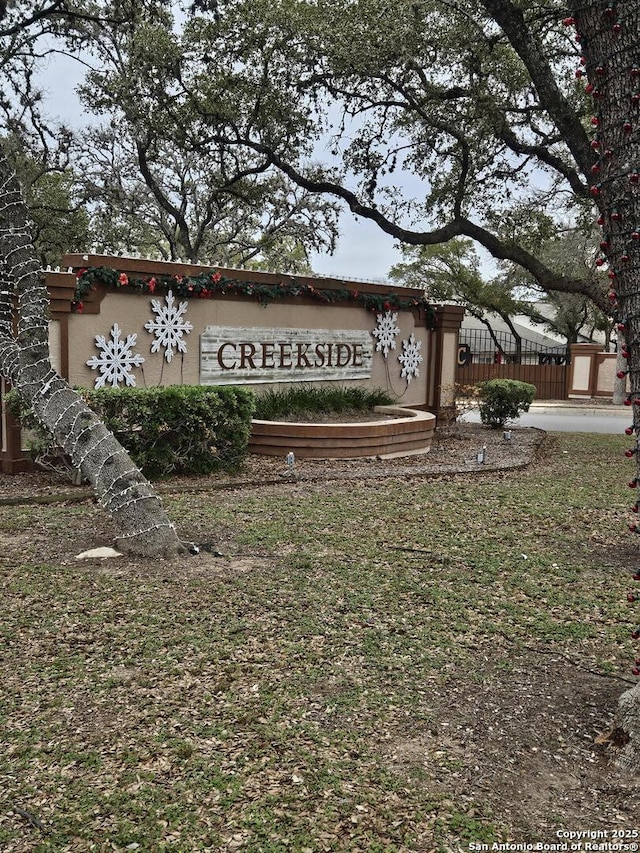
[1,1,340,269]
[135,0,607,306]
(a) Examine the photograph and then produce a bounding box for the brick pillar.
[0,380,32,474]
[568,343,605,398]
[428,304,465,420]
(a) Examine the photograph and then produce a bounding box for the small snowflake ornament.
[87,323,145,388]
[372,311,400,358]
[144,289,193,362]
[398,333,423,383]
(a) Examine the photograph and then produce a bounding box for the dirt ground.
[0,421,547,503]
[2,423,640,845]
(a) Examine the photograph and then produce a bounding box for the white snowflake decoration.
[398,333,423,384]
[371,311,400,358]
[86,323,145,388]
[144,289,193,362]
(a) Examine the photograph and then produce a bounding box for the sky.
[40,51,404,284]
[310,215,402,283]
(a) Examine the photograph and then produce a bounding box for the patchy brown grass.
[1,427,639,852]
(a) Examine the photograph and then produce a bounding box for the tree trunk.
[613,335,627,406]
[0,145,186,558]
[499,312,522,364]
[573,0,640,766]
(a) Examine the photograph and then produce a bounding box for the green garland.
[72,265,435,326]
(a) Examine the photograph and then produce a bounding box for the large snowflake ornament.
[87,323,145,388]
[144,289,193,362]
[398,334,423,384]
[371,311,400,358]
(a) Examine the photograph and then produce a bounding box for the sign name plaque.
[200,326,373,385]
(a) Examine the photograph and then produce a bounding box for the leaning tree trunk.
[0,147,186,558]
[573,0,640,766]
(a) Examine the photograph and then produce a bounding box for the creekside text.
[214,340,366,371]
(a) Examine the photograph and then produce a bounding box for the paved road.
[460,404,630,434]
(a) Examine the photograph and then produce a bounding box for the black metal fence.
[458,328,569,366]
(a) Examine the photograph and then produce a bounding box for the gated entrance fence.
[456,329,569,400]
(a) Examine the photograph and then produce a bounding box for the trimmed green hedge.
[81,386,256,477]
[477,379,536,428]
[8,385,256,479]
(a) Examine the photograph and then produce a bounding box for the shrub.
[477,379,536,428]
[7,385,256,479]
[84,386,255,477]
[253,384,395,420]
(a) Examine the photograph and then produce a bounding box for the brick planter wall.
[248,406,436,459]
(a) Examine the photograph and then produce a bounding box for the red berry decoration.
[626,426,635,435]
[629,593,637,602]
[563,15,576,25]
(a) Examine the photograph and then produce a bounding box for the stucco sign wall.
[200,326,373,385]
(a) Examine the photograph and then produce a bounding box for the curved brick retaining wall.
[248,406,436,459]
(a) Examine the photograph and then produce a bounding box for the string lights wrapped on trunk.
[565,3,640,683]
[0,149,187,558]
